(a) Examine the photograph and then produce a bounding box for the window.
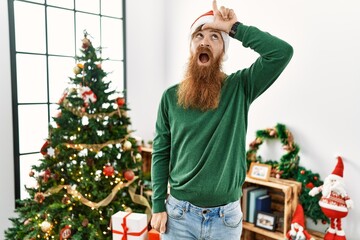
[8,0,126,200]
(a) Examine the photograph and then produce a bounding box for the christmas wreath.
[246,123,300,179]
[246,123,328,224]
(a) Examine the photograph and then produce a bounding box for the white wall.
[126,0,166,143]
[126,0,360,237]
[0,0,16,238]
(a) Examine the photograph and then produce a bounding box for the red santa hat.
[291,204,305,228]
[329,156,344,181]
[190,10,230,60]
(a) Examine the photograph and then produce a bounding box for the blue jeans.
[162,195,243,240]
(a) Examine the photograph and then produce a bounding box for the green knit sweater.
[151,23,293,213]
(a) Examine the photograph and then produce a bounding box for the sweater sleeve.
[151,90,171,213]
[232,23,294,103]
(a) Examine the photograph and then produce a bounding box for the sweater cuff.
[152,198,166,213]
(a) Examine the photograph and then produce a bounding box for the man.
[151,1,293,239]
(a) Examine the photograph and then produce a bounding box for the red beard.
[177,46,225,111]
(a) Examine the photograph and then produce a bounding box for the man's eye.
[196,33,203,38]
[212,34,219,40]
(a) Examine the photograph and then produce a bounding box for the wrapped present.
[148,229,161,240]
[112,211,148,240]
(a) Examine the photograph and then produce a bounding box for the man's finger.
[212,0,218,12]
[159,221,167,234]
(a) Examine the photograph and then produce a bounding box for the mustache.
[195,45,213,58]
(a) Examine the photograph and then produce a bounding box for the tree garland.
[246,123,328,224]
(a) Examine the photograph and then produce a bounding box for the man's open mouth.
[199,53,210,63]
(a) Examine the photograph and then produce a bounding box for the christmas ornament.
[40,220,52,232]
[42,168,51,183]
[24,218,32,226]
[123,140,132,151]
[80,86,97,104]
[135,153,142,162]
[60,225,71,239]
[124,169,135,181]
[62,196,70,204]
[82,37,91,49]
[29,170,34,177]
[305,182,314,189]
[286,204,314,240]
[34,192,45,204]
[40,141,50,155]
[309,156,353,240]
[103,165,114,177]
[116,97,125,107]
[82,218,89,227]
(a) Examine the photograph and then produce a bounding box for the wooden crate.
[141,147,152,174]
[241,177,301,239]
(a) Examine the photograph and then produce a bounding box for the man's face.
[190,28,224,66]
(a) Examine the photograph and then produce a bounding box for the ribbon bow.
[112,212,147,240]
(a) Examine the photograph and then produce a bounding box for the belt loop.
[184,201,190,212]
[219,206,224,217]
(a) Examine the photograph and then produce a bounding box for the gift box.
[148,229,161,240]
[112,211,148,240]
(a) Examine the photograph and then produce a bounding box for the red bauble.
[124,169,135,181]
[306,182,314,189]
[103,165,114,177]
[300,170,305,175]
[313,176,318,180]
[60,225,72,239]
[116,97,125,107]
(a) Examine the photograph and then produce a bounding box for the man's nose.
[200,42,210,47]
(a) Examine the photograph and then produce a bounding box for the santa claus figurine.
[309,156,353,240]
[286,203,314,240]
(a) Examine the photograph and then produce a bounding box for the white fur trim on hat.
[190,10,230,61]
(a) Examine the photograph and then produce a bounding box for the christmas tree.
[5,32,151,240]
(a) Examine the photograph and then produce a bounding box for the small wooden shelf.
[241,177,301,239]
[241,177,324,240]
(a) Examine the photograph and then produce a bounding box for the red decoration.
[313,176,318,180]
[124,170,135,181]
[309,156,353,240]
[286,204,313,240]
[40,141,49,155]
[42,168,51,183]
[81,87,97,104]
[305,182,314,189]
[103,165,114,177]
[300,170,305,175]
[116,97,125,107]
[34,192,45,204]
[60,225,72,240]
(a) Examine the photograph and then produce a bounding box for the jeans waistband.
[167,194,239,217]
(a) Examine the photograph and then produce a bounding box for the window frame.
[7,0,127,201]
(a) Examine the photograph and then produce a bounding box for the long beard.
[323,177,346,197]
[177,46,225,111]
